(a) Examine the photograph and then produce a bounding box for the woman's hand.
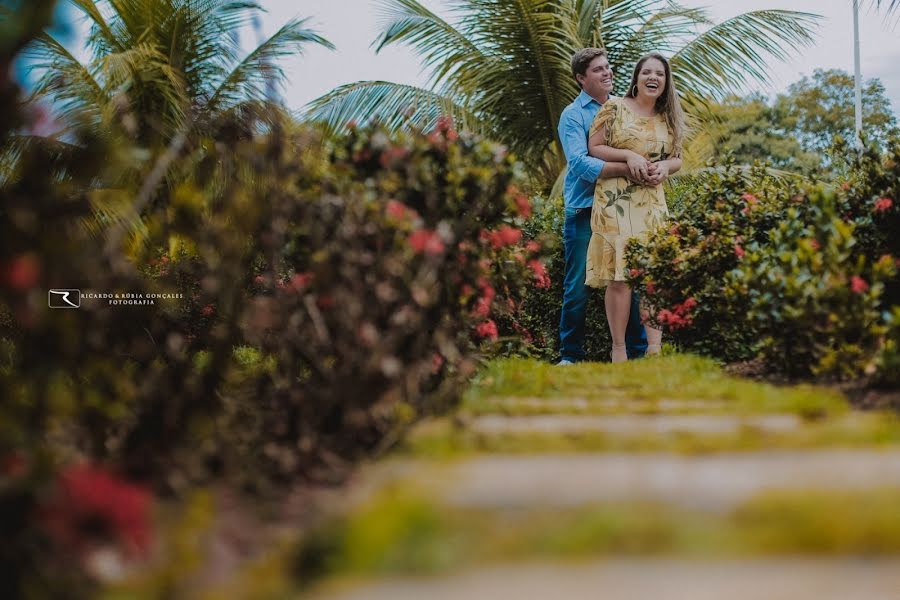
[646,160,671,186]
[626,151,651,182]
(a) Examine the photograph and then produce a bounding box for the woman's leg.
[644,324,663,355]
[605,281,632,362]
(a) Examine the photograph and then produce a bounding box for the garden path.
[296,356,900,599]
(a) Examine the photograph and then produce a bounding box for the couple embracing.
[557,48,686,365]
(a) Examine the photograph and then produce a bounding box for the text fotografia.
[82,292,184,306]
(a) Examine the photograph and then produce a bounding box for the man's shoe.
[556,359,575,366]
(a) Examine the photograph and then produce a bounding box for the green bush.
[627,158,898,379]
[626,164,802,361]
[730,191,895,378]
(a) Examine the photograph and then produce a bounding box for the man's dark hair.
[571,48,608,82]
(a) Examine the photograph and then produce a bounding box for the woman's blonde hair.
[625,52,686,156]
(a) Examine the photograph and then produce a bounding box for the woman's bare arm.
[589,126,650,180]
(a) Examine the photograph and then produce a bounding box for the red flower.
[514,195,532,218]
[528,259,551,289]
[644,280,656,295]
[840,182,851,191]
[525,240,541,254]
[628,268,644,278]
[476,319,499,340]
[386,199,417,222]
[201,304,215,317]
[2,253,41,290]
[473,284,496,318]
[734,244,745,259]
[431,353,445,374]
[291,272,313,290]
[253,274,266,285]
[38,464,153,556]
[380,146,411,168]
[436,115,455,132]
[809,239,821,251]
[874,197,893,213]
[850,275,869,294]
[1,452,27,478]
[668,224,680,236]
[408,229,445,256]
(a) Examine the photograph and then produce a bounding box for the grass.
[399,412,900,458]
[291,485,900,583]
[461,356,850,419]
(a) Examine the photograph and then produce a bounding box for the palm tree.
[25,0,333,147]
[306,0,821,186]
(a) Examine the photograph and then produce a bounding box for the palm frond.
[373,0,487,87]
[207,16,334,113]
[24,31,108,127]
[670,10,821,102]
[304,81,483,135]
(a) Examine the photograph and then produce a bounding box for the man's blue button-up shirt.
[558,89,608,209]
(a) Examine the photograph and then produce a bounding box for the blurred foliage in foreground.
[0,2,548,595]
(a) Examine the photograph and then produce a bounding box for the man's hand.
[625,151,651,181]
[645,160,670,186]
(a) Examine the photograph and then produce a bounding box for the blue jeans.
[559,207,647,361]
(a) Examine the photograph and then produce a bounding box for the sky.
[244,0,900,116]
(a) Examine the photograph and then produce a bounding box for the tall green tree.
[24,0,333,147]
[684,93,819,172]
[306,0,821,185]
[773,68,899,158]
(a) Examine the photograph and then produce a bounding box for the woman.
[585,52,685,362]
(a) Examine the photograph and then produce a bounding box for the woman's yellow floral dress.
[585,98,675,288]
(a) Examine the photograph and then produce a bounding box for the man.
[557,48,647,365]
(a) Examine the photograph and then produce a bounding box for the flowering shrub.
[627,152,900,379]
[1,4,546,588]
[729,194,895,378]
[626,164,799,361]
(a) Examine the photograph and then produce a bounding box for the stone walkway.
[299,358,900,599]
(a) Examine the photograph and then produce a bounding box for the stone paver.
[467,413,801,435]
[306,558,900,600]
[474,396,729,413]
[374,449,900,511]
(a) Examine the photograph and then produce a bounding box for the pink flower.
[38,464,153,556]
[741,193,759,205]
[628,268,644,278]
[668,224,680,236]
[850,275,869,294]
[525,240,541,254]
[476,319,499,341]
[408,229,446,256]
[874,197,893,213]
[734,244,745,259]
[644,280,656,295]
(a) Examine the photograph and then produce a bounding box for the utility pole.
[853,0,863,148]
